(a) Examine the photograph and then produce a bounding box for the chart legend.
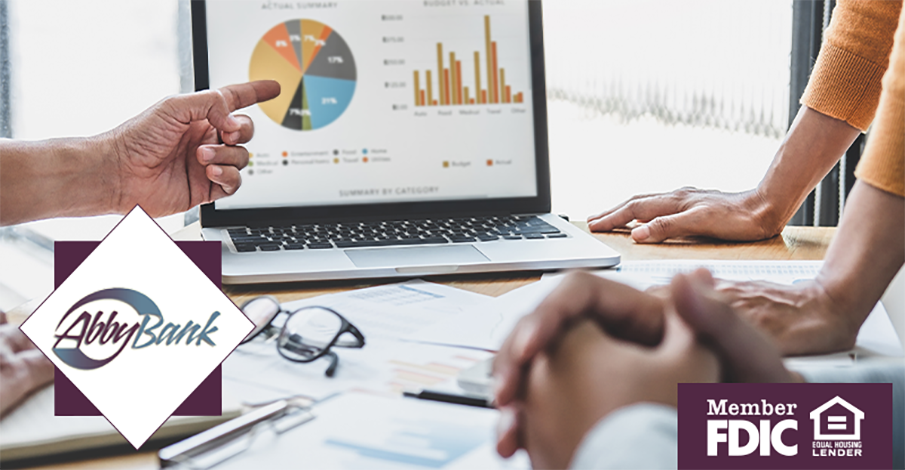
[249,19,356,130]
[412,16,524,107]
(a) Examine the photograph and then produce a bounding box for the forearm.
[816,181,905,334]
[755,106,861,233]
[0,135,117,225]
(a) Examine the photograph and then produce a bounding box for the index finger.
[588,194,683,233]
[587,191,665,222]
[162,80,281,133]
[493,272,665,406]
[218,81,281,115]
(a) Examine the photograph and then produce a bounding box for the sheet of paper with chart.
[215,393,529,470]
[222,280,494,405]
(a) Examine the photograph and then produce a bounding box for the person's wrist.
[42,136,116,219]
[747,183,790,238]
[810,277,862,351]
[94,127,128,214]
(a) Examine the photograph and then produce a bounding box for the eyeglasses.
[239,296,365,377]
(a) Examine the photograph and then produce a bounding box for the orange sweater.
[802,0,904,197]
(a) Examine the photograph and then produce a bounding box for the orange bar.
[514,92,523,103]
[505,85,511,103]
[481,90,487,103]
[485,16,493,104]
[421,90,426,107]
[456,61,463,105]
[444,69,451,106]
[414,70,421,106]
[433,100,438,105]
[492,41,499,103]
[470,99,475,104]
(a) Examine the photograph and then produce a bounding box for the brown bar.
[444,68,451,106]
[485,16,493,104]
[426,70,434,106]
[464,86,470,105]
[436,43,444,105]
[414,70,421,106]
[500,68,507,103]
[456,61,463,105]
[474,51,482,104]
[421,90,426,107]
[492,41,499,104]
[449,52,457,105]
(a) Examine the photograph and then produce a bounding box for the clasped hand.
[493,270,799,468]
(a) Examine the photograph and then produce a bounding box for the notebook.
[0,385,241,464]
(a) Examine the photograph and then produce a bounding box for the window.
[543,0,792,219]
[1,0,188,309]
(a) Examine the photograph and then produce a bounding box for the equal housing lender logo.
[678,383,892,469]
[20,207,253,448]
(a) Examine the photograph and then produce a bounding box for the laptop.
[192,0,620,284]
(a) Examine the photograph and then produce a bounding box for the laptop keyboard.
[226,215,566,253]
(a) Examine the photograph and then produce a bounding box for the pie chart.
[249,19,356,131]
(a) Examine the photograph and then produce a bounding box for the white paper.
[279,280,491,341]
[216,392,529,470]
[411,277,564,351]
[223,338,494,405]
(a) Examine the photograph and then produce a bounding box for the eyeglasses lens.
[240,297,281,343]
[278,308,343,361]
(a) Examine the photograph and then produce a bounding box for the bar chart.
[412,16,524,107]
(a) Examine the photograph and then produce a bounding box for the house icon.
[809,396,864,440]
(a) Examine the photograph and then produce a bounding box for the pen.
[403,390,494,409]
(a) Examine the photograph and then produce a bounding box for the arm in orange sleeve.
[801,0,902,131]
[855,4,905,197]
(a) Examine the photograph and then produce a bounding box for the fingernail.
[633,225,650,241]
[227,131,240,143]
[201,148,214,163]
[496,407,516,439]
[210,166,222,177]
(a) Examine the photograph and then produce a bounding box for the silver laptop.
[193,0,619,284]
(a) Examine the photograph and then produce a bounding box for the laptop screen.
[203,0,538,211]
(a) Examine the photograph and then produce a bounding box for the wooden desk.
[24,224,835,470]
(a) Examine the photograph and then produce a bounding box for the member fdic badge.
[678,383,892,469]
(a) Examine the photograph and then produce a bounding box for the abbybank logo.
[20,207,252,448]
[678,383,891,469]
[53,288,220,370]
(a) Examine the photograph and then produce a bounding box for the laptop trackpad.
[345,245,489,269]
